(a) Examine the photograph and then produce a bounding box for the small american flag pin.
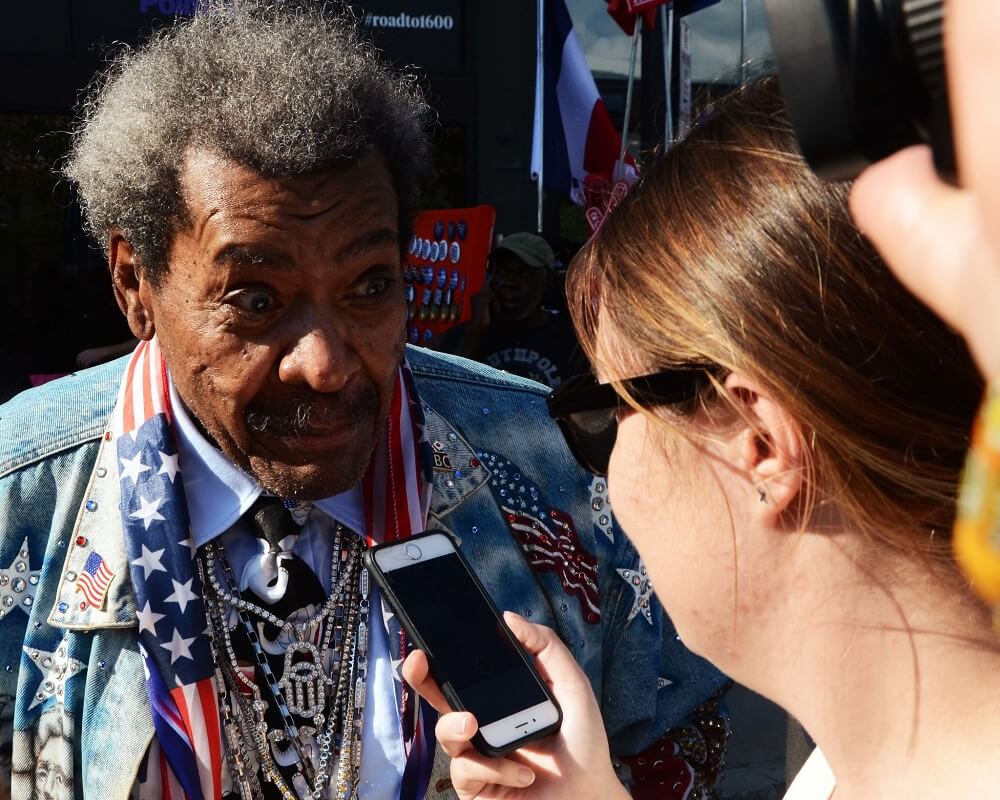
[76,551,115,611]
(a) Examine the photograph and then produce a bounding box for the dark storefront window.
[0,114,131,393]
[424,124,470,211]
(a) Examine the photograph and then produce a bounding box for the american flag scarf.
[111,337,433,799]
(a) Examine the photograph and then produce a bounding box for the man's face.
[32,713,70,800]
[490,251,547,322]
[138,148,406,500]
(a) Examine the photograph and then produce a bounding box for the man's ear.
[722,372,804,523]
[109,233,156,340]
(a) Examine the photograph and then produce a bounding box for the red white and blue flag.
[606,1,723,35]
[477,450,602,625]
[531,0,636,207]
[112,338,221,800]
[606,0,672,35]
[76,550,116,610]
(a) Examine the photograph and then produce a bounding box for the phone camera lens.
[405,544,422,560]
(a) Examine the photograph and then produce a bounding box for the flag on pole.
[608,1,723,35]
[531,0,635,207]
[606,0,671,35]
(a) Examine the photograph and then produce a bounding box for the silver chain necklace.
[199,525,368,800]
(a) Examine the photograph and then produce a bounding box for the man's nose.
[278,319,360,393]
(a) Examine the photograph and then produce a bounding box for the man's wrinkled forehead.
[170,146,400,255]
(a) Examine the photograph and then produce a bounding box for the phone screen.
[379,552,548,725]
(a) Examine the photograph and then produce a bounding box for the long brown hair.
[568,79,982,558]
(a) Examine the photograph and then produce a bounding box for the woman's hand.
[402,612,629,800]
[850,0,1000,381]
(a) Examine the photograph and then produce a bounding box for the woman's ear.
[722,372,804,524]
[110,233,156,341]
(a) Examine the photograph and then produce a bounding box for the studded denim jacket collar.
[46,433,131,630]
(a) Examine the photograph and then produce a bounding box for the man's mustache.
[244,384,378,437]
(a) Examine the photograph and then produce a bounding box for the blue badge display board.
[404,205,496,347]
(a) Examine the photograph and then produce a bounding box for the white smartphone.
[363,530,562,756]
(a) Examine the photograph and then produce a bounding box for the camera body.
[763,0,953,181]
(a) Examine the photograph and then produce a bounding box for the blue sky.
[565,0,772,82]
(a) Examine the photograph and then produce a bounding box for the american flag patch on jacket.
[76,550,115,610]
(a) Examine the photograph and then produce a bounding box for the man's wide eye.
[231,290,276,313]
[361,277,392,297]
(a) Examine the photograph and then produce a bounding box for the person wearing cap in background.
[436,232,586,389]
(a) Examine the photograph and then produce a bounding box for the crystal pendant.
[278,641,326,720]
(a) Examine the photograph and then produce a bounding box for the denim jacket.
[0,346,727,799]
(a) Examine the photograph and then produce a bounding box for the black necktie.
[240,495,326,624]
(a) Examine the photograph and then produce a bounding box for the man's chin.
[243,421,380,500]
[245,432,377,501]
[247,457,369,501]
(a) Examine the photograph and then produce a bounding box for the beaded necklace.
[199,525,368,800]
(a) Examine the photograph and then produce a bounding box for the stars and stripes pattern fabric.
[362,361,434,546]
[112,337,220,800]
[478,451,602,624]
[75,550,116,610]
[111,338,436,799]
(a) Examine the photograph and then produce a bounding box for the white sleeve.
[783,748,836,800]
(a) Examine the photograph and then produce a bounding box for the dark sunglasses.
[546,369,709,477]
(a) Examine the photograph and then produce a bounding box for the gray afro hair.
[64,0,433,284]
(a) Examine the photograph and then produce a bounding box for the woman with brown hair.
[404,75,1000,800]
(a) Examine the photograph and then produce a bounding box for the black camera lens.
[763,0,953,181]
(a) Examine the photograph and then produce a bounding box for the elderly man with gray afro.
[0,2,729,799]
